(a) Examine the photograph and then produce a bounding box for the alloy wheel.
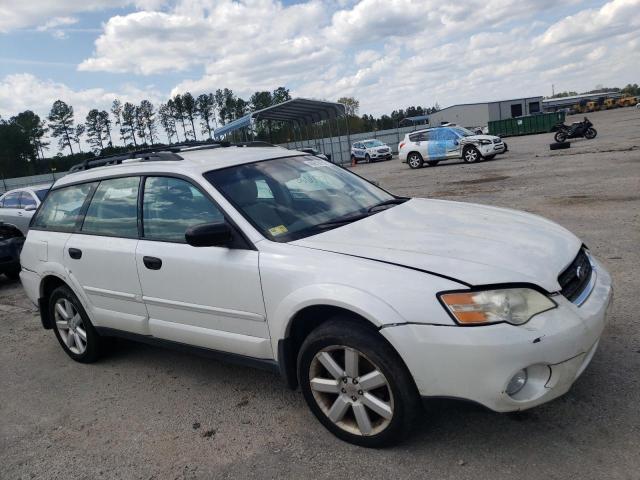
[54,298,87,355]
[464,148,479,162]
[408,154,421,168]
[308,346,394,436]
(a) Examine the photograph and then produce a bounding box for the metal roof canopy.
[213,98,347,139]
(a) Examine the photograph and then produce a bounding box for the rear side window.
[3,192,21,208]
[32,183,96,231]
[409,132,428,142]
[20,192,37,209]
[142,176,224,242]
[82,177,140,237]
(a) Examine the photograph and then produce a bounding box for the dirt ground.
[1,107,639,479]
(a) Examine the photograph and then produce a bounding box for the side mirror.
[185,221,232,247]
[24,205,37,212]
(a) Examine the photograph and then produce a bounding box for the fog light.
[506,369,528,396]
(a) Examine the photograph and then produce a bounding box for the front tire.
[50,285,104,363]
[554,131,567,143]
[298,320,420,447]
[585,128,597,139]
[365,154,371,163]
[407,152,424,169]
[462,146,481,163]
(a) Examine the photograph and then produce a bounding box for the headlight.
[438,288,556,325]
[478,139,492,145]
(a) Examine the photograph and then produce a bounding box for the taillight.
[399,142,405,150]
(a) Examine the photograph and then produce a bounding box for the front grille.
[377,148,389,153]
[558,248,593,302]
[493,138,502,144]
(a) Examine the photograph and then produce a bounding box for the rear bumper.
[381,258,613,412]
[19,268,40,306]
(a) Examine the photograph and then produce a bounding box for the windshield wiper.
[314,213,370,230]
[367,197,409,212]
[314,198,409,231]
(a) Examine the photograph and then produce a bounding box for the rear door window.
[32,183,97,232]
[81,177,140,237]
[20,192,37,209]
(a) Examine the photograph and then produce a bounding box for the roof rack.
[68,140,278,173]
[69,150,183,172]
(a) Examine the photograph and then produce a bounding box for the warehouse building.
[427,96,543,129]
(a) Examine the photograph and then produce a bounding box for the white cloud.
[0,1,131,33]
[538,0,640,46]
[36,16,79,32]
[3,0,640,130]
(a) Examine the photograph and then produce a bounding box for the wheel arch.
[274,286,408,390]
[38,274,69,329]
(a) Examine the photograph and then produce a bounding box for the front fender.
[270,283,407,357]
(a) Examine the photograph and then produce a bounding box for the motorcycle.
[552,117,597,143]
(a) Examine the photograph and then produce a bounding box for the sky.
[1,0,639,151]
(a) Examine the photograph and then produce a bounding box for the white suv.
[20,144,612,447]
[399,126,506,168]
[351,139,392,163]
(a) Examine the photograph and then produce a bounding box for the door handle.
[68,248,82,259]
[143,256,162,270]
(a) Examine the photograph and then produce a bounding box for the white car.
[351,139,392,163]
[0,184,51,235]
[19,145,612,447]
[399,126,506,168]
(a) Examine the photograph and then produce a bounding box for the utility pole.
[552,84,555,97]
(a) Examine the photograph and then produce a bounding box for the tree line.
[1,86,440,178]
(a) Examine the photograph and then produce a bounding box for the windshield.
[363,140,384,148]
[35,188,49,201]
[451,127,476,137]
[205,156,395,242]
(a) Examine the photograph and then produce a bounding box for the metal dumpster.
[489,112,565,137]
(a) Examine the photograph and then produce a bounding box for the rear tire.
[462,146,480,163]
[407,152,424,169]
[50,285,105,363]
[298,319,420,447]
[554,131,567,143]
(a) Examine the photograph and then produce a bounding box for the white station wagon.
[20,143,612,447]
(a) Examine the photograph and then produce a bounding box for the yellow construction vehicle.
[603,98,618,109]
[575,101,600,113]
[617,95,638,107]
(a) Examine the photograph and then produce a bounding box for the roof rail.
[69,150,183,173]
[67,140,276,173]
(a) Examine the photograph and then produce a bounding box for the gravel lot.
[1,107,639,479]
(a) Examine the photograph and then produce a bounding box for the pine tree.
[47,100,75,154]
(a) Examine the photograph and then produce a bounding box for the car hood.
[291,199,581,292]
[462,134,500,142]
